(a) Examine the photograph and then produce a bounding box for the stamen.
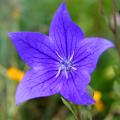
[64,70,68,79]
[55,67,61,78]
[55,51,76,79]
[56,51,64,60]
[71,66,77,70]
[69,51,74,61]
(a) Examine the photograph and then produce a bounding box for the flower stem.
[111,0,120,57]
[0,64,8,119]
[76,106,82,120]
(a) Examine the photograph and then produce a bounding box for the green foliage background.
[0,0,120,120]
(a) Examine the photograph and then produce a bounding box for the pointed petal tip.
[88,98,96,105]
[70,97,95,105]
[15,98,27,106]
[8,32,18,39]
[15,92,28,106]
[8,32,13,38]
[110,41,115,48]
[15,91,22,106]
[15,96,21,106]
[58,1,67,11]
[81,97,96,105]
[103,40,115,52]
[16,102,20,106]
[15,83,28,106]
[102,40,114,51]
[8,32,19,43]
[101,38,115,48]
[104,39,115,48]
[82,97,96,105]
[61,1,66,5]
[8,32,20,36]
[15,99,26,106]
[8,32,16,35]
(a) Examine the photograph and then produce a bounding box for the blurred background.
[0,0,120,120]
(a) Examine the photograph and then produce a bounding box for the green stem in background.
[111,0,120,57]
[76,105,82,120]
[112,0,117,34]
[0,64,7,75]
[0,64,8,120]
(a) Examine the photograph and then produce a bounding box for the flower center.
[61,60,72,71]
[55,52,77,79]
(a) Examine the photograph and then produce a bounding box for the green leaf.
[113,80,120,97]
[87,85,94,97]
[81,108,92,120]
[61,97,77,120]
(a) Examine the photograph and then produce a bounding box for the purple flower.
[8,2,114,105]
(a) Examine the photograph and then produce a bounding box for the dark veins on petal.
[19,38,59,62]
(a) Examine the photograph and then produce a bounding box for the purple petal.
[60,70,95,105]
[16,67,64,105]
[49,2,84,59]
[73,37,114,73]
[8,32,59,67]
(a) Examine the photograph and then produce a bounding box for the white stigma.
[55,51,77,79]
